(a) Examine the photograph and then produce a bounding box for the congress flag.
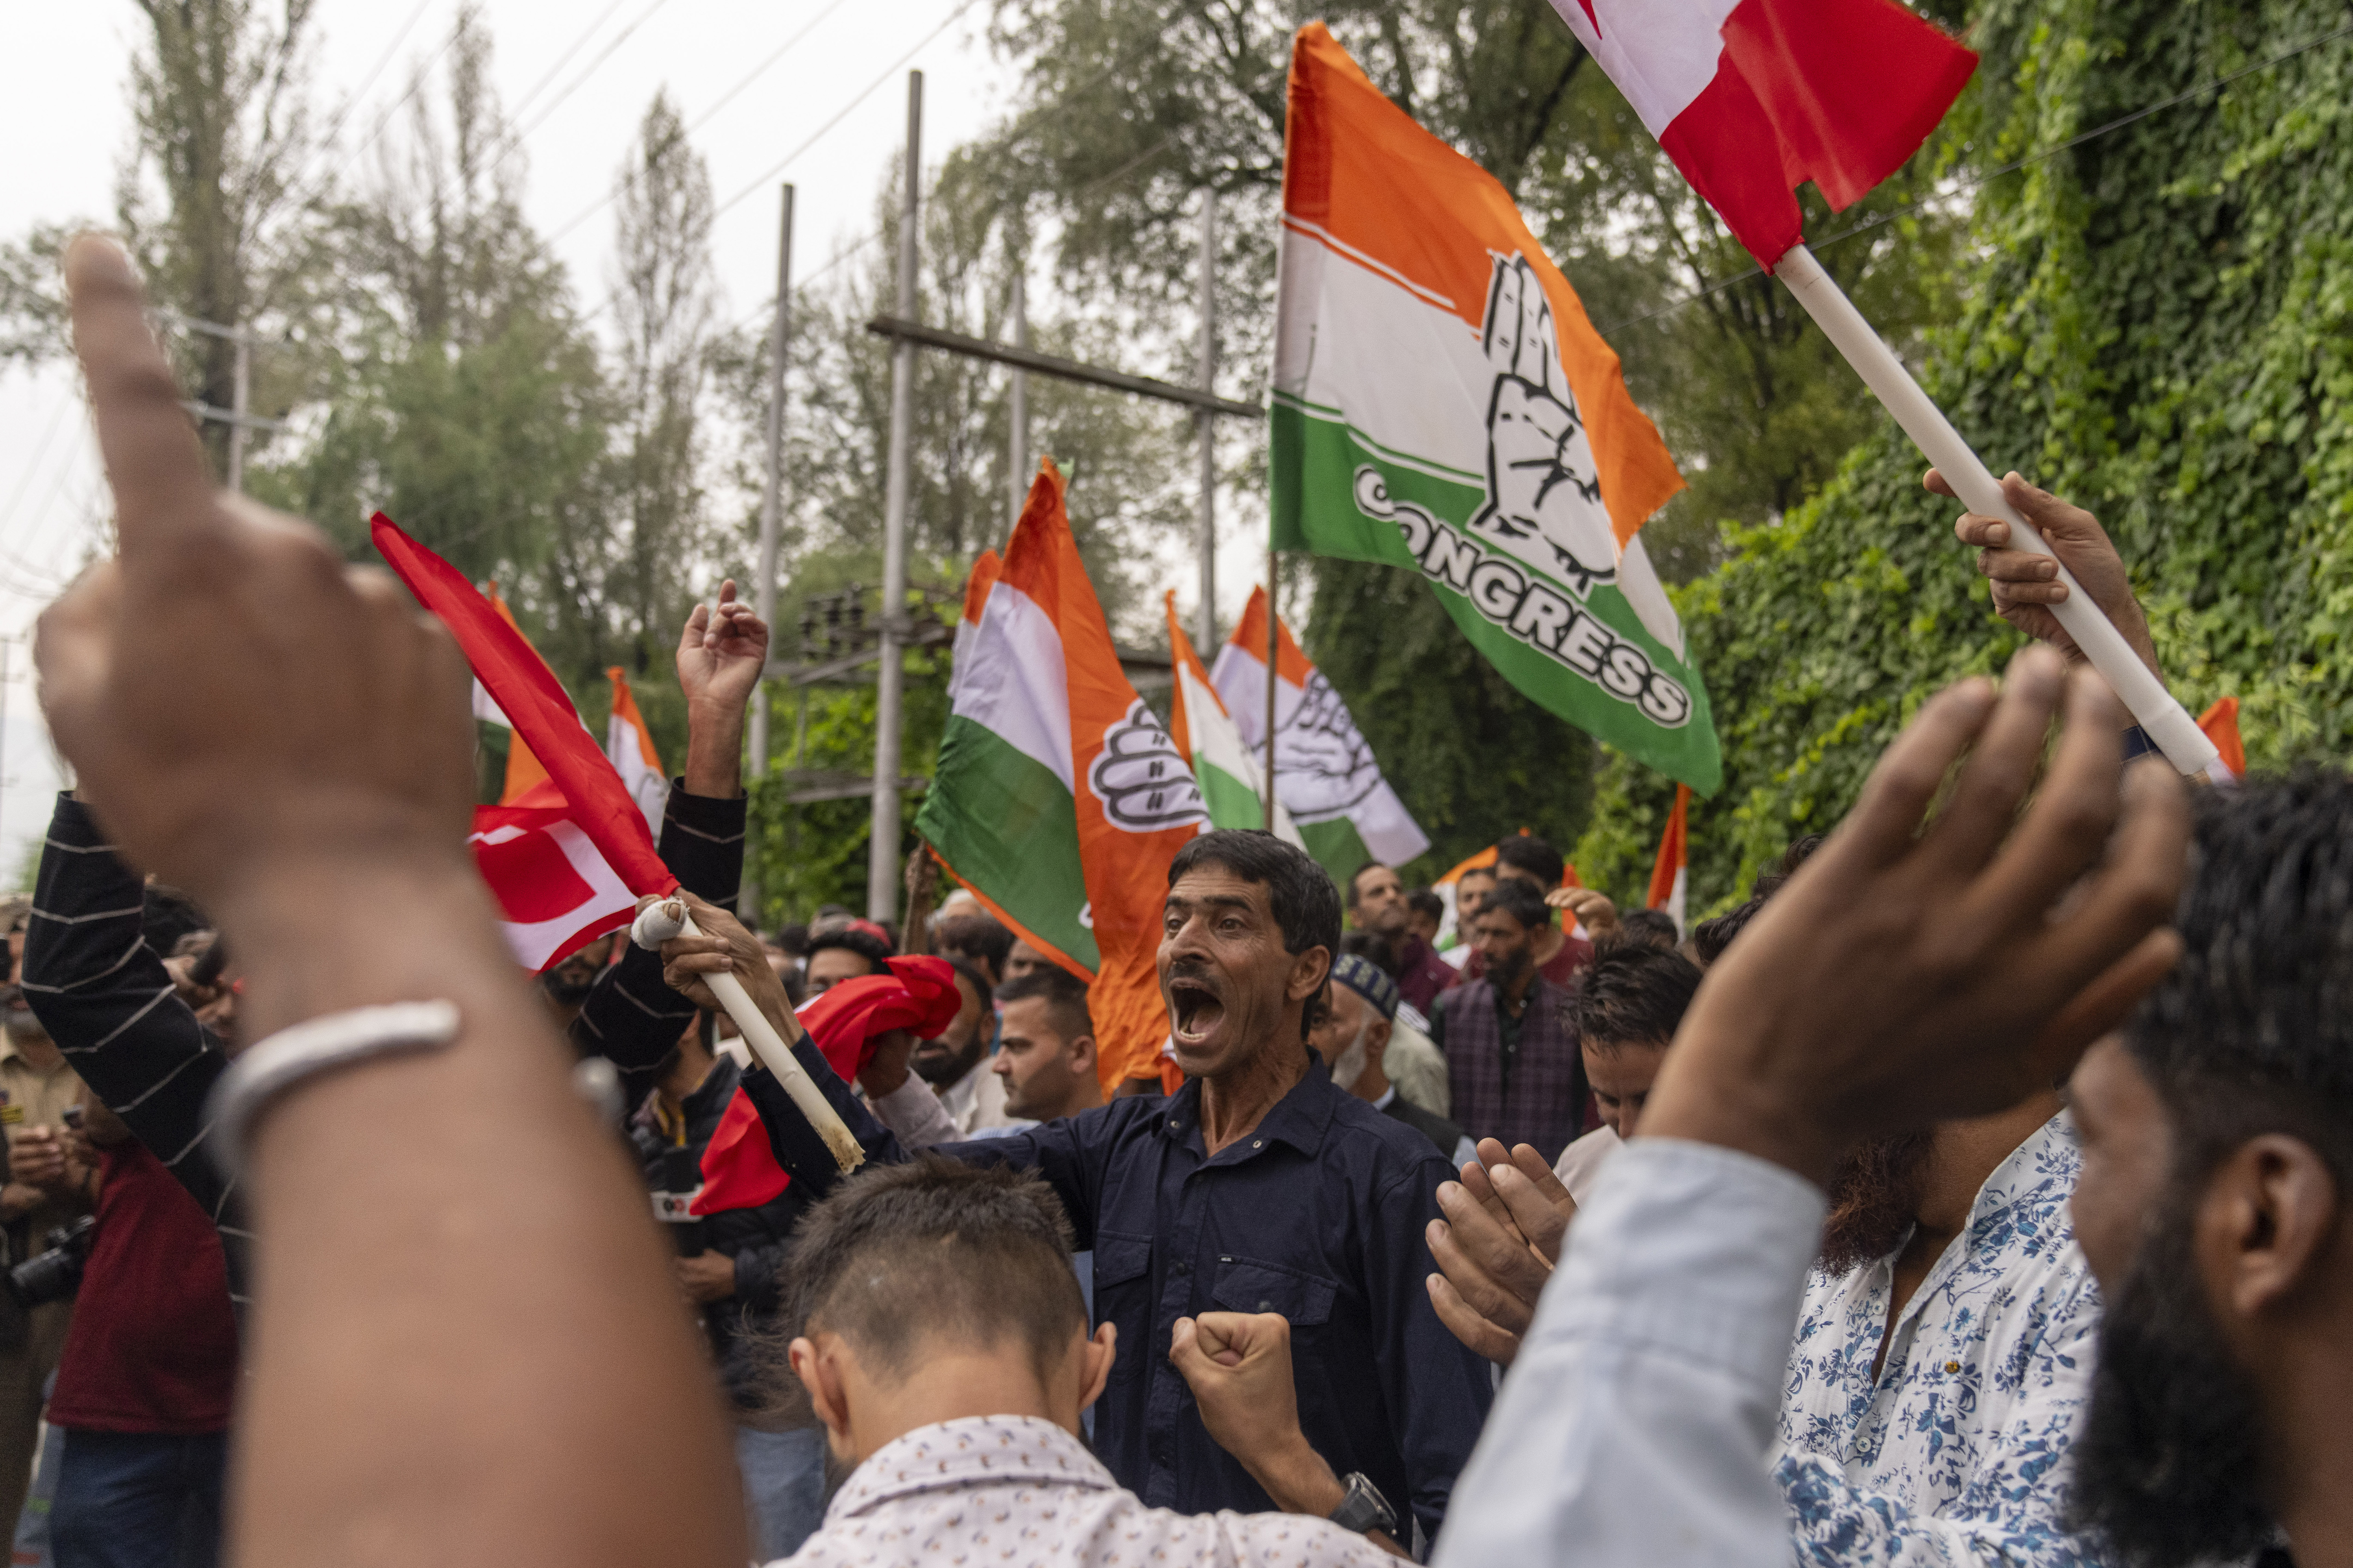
[1165,592,1302,842]
[1646,782,1691,935]
[1208,586,1427,884]
[605,666,670,839]
[1274,25,1720,793]
[1543,0,1975,270]
[917,464,1207,1088]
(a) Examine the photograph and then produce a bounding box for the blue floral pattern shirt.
[1775,1112,2107,1568]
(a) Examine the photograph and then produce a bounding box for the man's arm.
[571,590,765,1100]
[23,792,245,1294]
[1776,1280,2105,1568]
[37,236,742,1568]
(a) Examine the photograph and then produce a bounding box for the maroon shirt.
[47,1141,238,1434]
[1459,930,1595,990]
[1394,936,1461,1014]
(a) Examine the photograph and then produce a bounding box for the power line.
[494,0,677,154]
[1595,17,2353,337]
[505,0,634,121]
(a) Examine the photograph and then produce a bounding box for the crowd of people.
[4,232,2347,1568]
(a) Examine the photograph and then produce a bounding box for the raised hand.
[1468,254,1617,593]
[36,237,474,912]
[1931,469,2161,679]
[1548,886,1618,934]
[1424,1140,1576,1366]
[1644,645,2190,1185]
[675,580,770,715]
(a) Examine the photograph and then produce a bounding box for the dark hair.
[1477,877,1551,934]
[1406,888,1444,924]
[807,925,891,974]
[774,923,811,958]
[767,1159,1085,1410]
[1616,908,1682,950]
[1492,834,1564,889]
[942,956,994,1014]
[935,913,1013,980]
[1571,942,1702,1051]
[1456,864,1497,889]
[1689,836,1823,966]
[1345,861,1391,908]
[2126,773,2353,1189]
[996,966,1093,1043]
[142,884,208,958]
[1167,829,1342,959]
[1340,928,1402,978]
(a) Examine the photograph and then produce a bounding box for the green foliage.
[1579,0,2353,914]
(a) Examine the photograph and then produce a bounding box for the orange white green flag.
[917,464,1207,1089]
[605,666,669,839]
[1273,23,1720,793]
[1164,591,1303,845]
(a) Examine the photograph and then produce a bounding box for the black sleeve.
[23,794,250,1306]
[570,783,747,1107]
[737,1038,908,1207]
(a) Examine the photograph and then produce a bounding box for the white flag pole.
[1774,243,2218,776]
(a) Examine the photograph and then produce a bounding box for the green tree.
[1577,0,2353,914]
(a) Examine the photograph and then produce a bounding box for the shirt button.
[1257,1299,1273,1311]
[1251,1139,1262,1148]
[1945,1361,1961,1374]
[1172,1260,1190,1276]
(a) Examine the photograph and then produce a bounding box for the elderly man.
[692,831,1493,1545]
[1313,956,1473,1169]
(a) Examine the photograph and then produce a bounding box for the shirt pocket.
[1091,1232,1154,1384]
[1210,1254,1337,1327]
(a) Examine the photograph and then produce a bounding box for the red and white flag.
[1546,0,1976,268]
[606,666,670,839]
[1646,782,1691,934]
[372,514,678,972]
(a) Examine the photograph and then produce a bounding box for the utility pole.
[1195,190,1219,652]
[869,71,921,925]
[743,183,794,925]
[164,313,285,493]
[1008,266,1029,526]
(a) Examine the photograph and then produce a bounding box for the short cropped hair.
[1478,876,1552,935]
[1345,861,1389,907]
[996,966,1092,1042]
[2128,772,2353,1187]
[1167,829,1342,959]
[935,913,1013,980]
[807,924,892,974]
[1493,835,1564,889]
[776,1159,1086,1398]
[1571,941,1703,1051]
[1406,888,1444,925]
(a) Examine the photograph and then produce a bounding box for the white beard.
[1328,1020,1371,1097]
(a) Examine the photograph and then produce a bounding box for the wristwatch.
[1329,1471,1398,1537]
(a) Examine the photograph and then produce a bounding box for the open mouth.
[1168,977,1226,1049]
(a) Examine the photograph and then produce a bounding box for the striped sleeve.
[23,793,249,1308]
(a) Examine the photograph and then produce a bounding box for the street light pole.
[868,72,922,925]
[743,183,794,924]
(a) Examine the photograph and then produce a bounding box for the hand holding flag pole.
[630,898,865,1174]
[1773,246,2217,775]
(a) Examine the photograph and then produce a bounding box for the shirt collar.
[826,1415,1114,1522]
[1156,1062,1337,1161]
[1371,1085,1398,1113]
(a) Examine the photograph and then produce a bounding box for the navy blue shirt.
[934,1065,1494,1545]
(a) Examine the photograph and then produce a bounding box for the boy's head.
[778,1159,1114,1464]
[1568,941,1703,1138]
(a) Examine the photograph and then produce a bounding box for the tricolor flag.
[916,463,1207,1088]
[2198,697,2244,787]
[1646,782,1691,935]
[1273,25,1720,793]
[372,514,676,972]
[1165,592,1302,843]
[606,666,670,839]
[1544,0,1976,270]
[1208,586,1427,886]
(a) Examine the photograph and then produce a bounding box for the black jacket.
[1384,1094,1469,1162]
[630,1056,808,1411]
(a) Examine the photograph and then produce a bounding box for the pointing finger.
[65,235,220,566]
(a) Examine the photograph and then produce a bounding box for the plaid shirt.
[1431,973,1586,1164]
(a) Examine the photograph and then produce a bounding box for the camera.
[7,1215,95,1308]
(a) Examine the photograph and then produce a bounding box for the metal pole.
[1195,190,1218,652]
[1008,266,1029,527]
[227,335,251,493]
[743,183,794,924]
[1263,549,1279,830]
[868,71,922,924]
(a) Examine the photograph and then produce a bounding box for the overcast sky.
[0,0,1262,882]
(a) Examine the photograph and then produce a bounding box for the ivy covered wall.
[1574,0,2353,911]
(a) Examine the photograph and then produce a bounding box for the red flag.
[2198,697,2245,784]
[1548,0,1976,269]
[467,804,640,973]
[372,513,676,899]
[692,957,962,1214]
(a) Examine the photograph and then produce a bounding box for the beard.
[913,1034,984,1088]
[1817,1129,1937,1272]
[1327,1020,1371,1095]
[2067,1191,2276,1568]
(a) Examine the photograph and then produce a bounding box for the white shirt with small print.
[777,1414,1392,1568]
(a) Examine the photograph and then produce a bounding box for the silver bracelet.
[207,1001,462,1183]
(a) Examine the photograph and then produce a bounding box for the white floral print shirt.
[1776,1111,2108,1568]
[779,1414,1392,1568]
